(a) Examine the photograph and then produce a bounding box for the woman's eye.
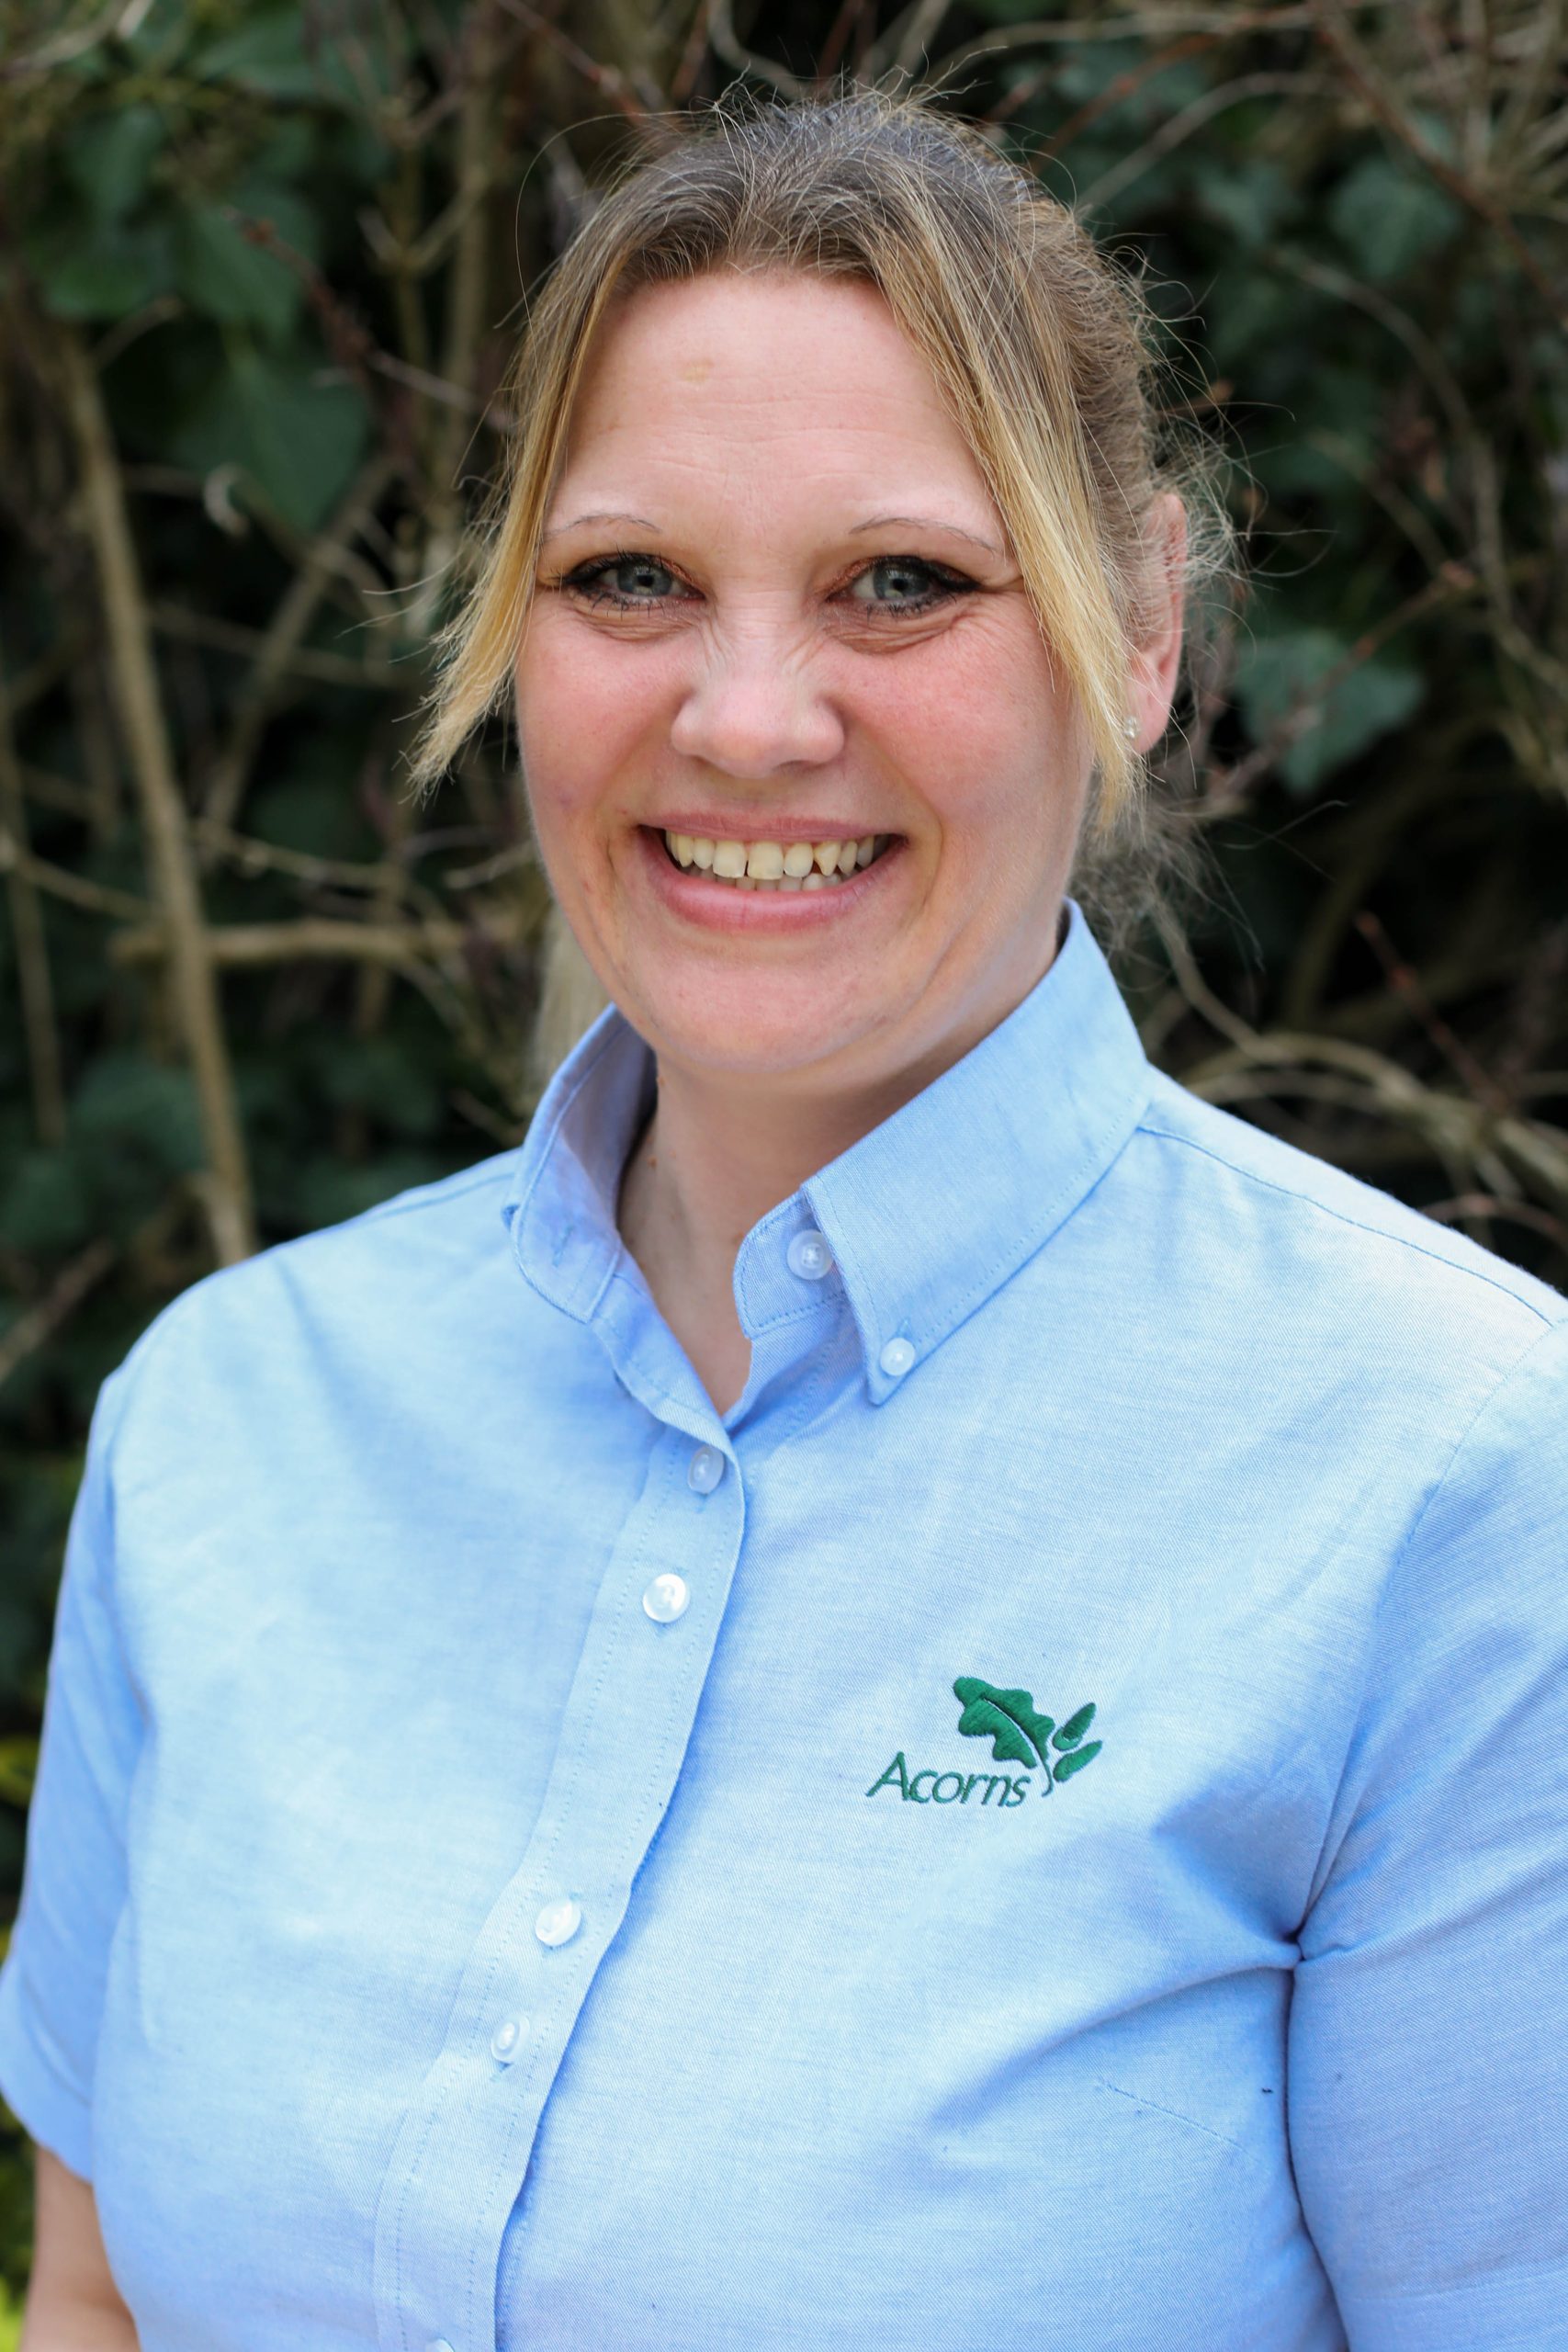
[843,556,967,612]
[564,553,689,606]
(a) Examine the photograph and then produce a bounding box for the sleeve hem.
[1337,2258,1568,2350]
[0,1958,94,2183]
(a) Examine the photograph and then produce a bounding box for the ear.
[1123,492,1187,752]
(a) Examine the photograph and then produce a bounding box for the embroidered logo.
[864,1675,1103,1807]
[953,1679,1102,1784]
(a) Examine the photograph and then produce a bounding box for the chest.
[88,1353,1382,2350]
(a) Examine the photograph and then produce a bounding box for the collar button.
[786,1227,835,1282]
[878,1336,916,1380]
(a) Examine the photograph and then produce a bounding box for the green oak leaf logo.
[953,1678,1102,1789]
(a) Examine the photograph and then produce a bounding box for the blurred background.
[0,0,1564,2307]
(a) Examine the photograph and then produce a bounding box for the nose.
[670,633,845,777]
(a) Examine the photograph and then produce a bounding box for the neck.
[615,904,1070,1413]
[615,1054,937,1416]
[621,1059,910,1275]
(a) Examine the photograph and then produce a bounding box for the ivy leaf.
[166,337,369,532]
[1329,156,1461,285]
[1054,1743,1103,1784]
[63,104,165,226]
[953,1676,1054,1769]
[1235,626,1425,793]
[174,202,302,342]
[25,214,175,321]
[1053,1702,1098,1752]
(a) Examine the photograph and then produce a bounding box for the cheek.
[515,614,671,821]
[848,615,1073,834]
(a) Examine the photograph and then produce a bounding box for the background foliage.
[0,0,1564,2297]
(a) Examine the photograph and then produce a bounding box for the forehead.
[551,268,998,520]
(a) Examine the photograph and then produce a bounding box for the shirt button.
[785,1227,834,1282]
[490,2016,527,2064]
[879,1336,916,1379]
[534,1896,581,1947]
[687,1444,725,1493]
[642,1573,691,1623]
[425,2341,455,2352]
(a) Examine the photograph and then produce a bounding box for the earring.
[1121,714,1139,741]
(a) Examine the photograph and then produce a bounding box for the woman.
[4,87,1566,2352]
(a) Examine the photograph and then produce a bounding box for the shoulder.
[102,1148,524,1429]
[1126,1065,1566,1369]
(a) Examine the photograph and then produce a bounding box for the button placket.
[373,1410,749,2352]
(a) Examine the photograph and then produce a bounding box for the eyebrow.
[539,511,660,544]
[540,508,1005,559]
[849,514,1004,558]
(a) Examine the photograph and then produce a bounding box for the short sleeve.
[1289,1310,1568,2351]
[0,1363,144,2182]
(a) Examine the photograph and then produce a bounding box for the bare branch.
[201,455,398,833]
[0,650,66,1143]
[59,333,256,1265]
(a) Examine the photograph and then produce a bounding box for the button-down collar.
[502,896,1152,1404]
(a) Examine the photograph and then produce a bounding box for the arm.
[1290,1314,1568,2349]
[19,2145,137,2351]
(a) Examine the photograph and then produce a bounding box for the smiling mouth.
[659,829,894,891]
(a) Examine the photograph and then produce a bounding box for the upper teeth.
[664,831,884,888]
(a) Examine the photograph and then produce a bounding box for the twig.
[1201,565,1480,816]
[1319,2,1568,330]
[59,333,256,1265]
[0,1238,118,1393]
[6,0,152,74]
[1422,1193,1568,1250]
[495,0,656,117]
[929,3,1328,95]
[108,903,531,968]
[706,0,807,94]
[151,602,406,688]
[201,454,397,833]
[0,1188,190,1393]
[1352,908,1513,1115]
[190,815,414,898]
[1077,74,1337,213]
[672,0,716,103]
[883,0,960,86]
[0,653,66,1143]
[443,839,534,888]
[0,827,152,923]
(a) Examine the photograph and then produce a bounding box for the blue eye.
[565,553,684,605]
[845,557,966,610]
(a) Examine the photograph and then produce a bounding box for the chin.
[633,988,879,1082]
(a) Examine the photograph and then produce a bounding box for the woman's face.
[515,269,1142,1099]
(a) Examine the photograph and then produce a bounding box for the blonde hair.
[411,85,1223,916]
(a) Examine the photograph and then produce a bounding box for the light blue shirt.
[3,897,1567,2352]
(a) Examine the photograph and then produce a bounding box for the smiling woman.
[3,80,1567,2352]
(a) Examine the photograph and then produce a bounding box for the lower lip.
[634,828,904,932]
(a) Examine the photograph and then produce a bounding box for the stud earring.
[1121,714,1139,740]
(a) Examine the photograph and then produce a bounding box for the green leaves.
[1235,627,1426,795]
[953,1679,1103,1786]
[62,103,165,226]
[1052,1707,1102,1783]
[173,204,303,343]
[164,337,370,532]
[1329,155,1461,285]
[953,1677,1055,1769]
